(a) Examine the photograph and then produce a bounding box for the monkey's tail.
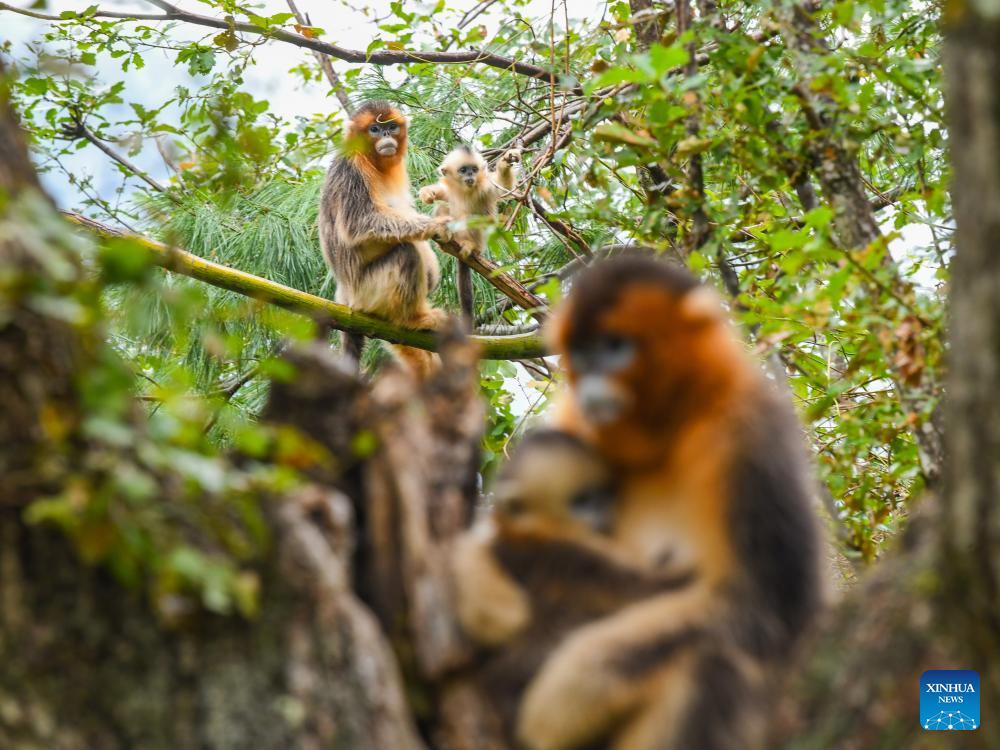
[457,263,475,331]
[392,345,440,381]
[342,331,365,368]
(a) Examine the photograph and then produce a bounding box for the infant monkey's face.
[455,163,480,187]
[493,430,617,534]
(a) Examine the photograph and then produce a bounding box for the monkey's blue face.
[568,333,637,426]
[368,121,402,156]
[457,164,480,187]
[368,122,400,137]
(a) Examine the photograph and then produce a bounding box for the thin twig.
[62,113,175,198]
[283,0,353,115]
[0,1,565,86]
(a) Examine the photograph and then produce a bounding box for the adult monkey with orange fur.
[419,145,521,325]
[319,100,451,378]
[513,254,823,750]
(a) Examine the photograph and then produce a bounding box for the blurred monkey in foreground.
[508,253,823,749]
[319,100,450,378]
[419,145,521,323]
[451,429,694,743]
[451,254,823,749]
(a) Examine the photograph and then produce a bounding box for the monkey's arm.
[338,198,443,246]
[451,517,667,648]
[418,182,448,206]
[333,161,447,250]
[451,525,532,646]
[517,586,709,750]
[490,148,521,195]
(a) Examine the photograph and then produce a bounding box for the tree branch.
[435,237,548,321]
[283,0,353,115]
[64,212,546,360]
[529,196,592,258]
[62,113,177,199]
[0,1,562,85]
[458,0,498,29]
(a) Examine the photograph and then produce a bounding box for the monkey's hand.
[427,216,454,244]
[419,183,445,205]
[493,149,521,192]
[501,147,522,166]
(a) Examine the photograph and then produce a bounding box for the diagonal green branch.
[65,212,547,360]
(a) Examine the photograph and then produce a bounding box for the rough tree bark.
[770,3,999,748]
[939,0,1000,709]
[0,71,493,749]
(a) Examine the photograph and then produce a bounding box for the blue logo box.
[921,670,979,730]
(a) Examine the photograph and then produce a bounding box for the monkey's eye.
[368,124,380,135]
[571,333,636,373]
[387,122,399,133]
[569,486,615,533]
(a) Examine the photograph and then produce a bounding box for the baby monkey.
[451,430,694,745]
[453,430,626,647]
[419,145,521,322]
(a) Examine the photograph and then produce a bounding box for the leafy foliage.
[2,0,951,578]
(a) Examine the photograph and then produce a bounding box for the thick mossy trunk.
[0,330,493,750]
[0,493,421,750]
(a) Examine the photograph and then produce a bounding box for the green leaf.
[648,44,689,75]
[22,77,49,95]
[593,123,657,148]
[803,206,834,229]
[590,66,649,87]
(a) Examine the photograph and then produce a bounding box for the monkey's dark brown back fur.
[477,530,695,739]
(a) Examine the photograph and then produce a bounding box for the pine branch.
[65,212,547,360]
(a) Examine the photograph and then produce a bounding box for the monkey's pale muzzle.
[375,137,398,156]
[575,375,631,425]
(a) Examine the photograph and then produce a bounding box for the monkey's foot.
[457,240,478,260]
[411,307,450,331]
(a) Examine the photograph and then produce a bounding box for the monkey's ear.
[438,165,447,177]
[680,286,723,323]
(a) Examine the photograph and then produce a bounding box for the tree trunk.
[0,487,423,750]
[0,69,493,748]
[939,0,1000,705]
[770,4,1000,748]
